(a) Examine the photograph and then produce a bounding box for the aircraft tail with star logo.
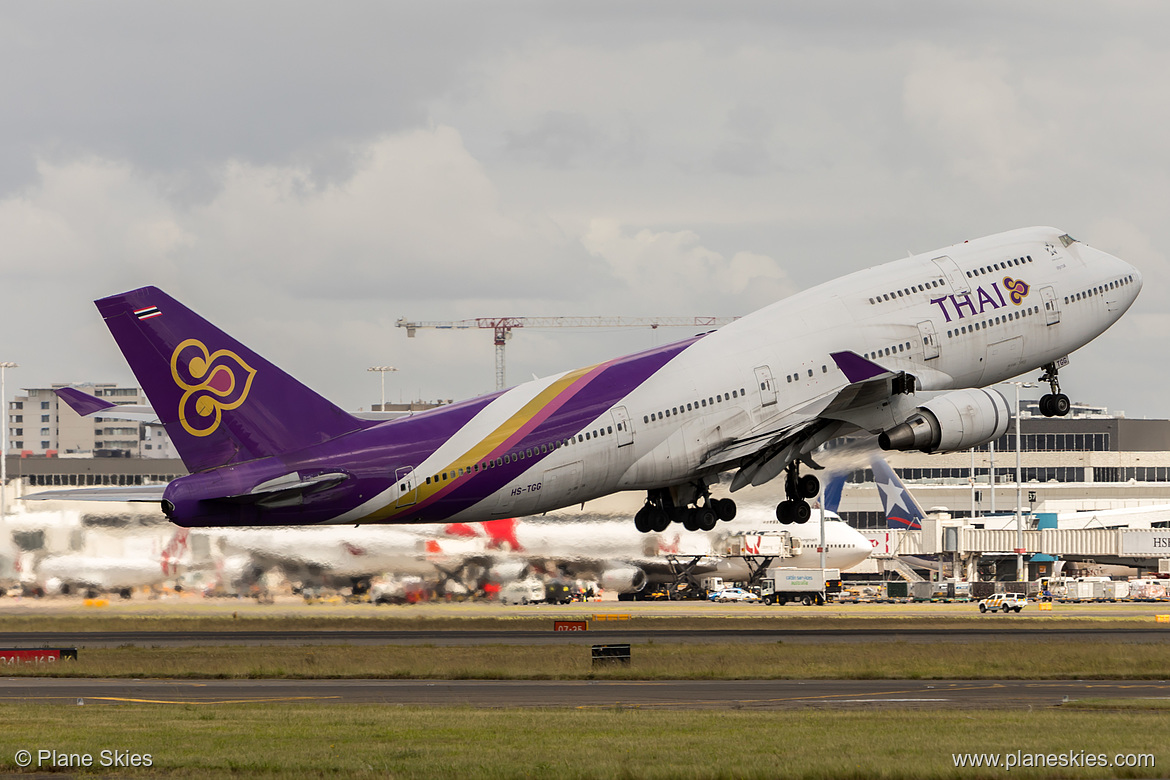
[870,457,927,530]
[96,286,368,474]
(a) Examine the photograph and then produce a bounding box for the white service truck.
[757,568,842,606]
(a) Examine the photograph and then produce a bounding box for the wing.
[702,351,914,491]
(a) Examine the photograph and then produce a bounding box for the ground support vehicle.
[978,593,1027,613]
[757,568,841,606]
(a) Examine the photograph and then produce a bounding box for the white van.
[499,578,546,605]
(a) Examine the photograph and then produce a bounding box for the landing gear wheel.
[1038,362,1070,417]
[712,498,737,522]
[1051,393,1070,417]
[650,508,671,533]
[634,505,653,533]
[697,506,718,531]
[777,500,812,524]
[798,474,820,499]
[682,510,701,532]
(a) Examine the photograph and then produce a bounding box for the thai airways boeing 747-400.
[36,227,1141,532]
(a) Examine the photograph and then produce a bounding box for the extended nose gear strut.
[1037,362,1071,417]
[776,462,819,525]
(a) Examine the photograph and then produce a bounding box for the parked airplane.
[34,528,188,599]
[448,504,872,592]
[32,227,1140,534]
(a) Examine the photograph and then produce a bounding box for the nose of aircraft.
[1077,241,1143,314]
[844,529,873,569]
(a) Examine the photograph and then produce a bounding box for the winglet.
[830,351,888,383]
[55,387,115,417]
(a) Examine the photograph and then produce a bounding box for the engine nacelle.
[878,388,1010,454]
[599,566,648,594]
[486,562,527,583]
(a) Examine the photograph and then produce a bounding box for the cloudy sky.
[2,2,1167,417]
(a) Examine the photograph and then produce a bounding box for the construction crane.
[396,315,739,391]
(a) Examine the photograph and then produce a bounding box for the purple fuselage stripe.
[164,335,702,526]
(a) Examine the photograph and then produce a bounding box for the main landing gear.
[1037,362,1071,417]
[634,485,737,534]
[776,462,818,525]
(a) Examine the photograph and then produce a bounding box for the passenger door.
[1040,286,1060,325]
[917,320,940,360]
[754,365,777,407]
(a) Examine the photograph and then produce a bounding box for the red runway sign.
[0,648,78,665]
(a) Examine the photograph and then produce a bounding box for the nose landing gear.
[1037,362,1071,417]
[777,462,819,524]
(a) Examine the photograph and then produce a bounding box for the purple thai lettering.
[993,283,1007,307]
[930,296,953,322]
[951,294,977,319]
[976,286,1000,313]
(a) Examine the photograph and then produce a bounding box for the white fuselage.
[336,227,1141,525]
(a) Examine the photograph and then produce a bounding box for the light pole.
[367,366,398,411]
[0,362,17,525]
[1003,381,1037,581]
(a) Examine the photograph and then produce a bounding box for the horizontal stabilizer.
[55,387,160,422]
[23,485,167,502]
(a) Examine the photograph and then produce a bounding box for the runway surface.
[3,677,1168,710]
[3,626,1169,647]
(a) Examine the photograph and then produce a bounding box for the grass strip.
[3,641,1169,680]
[0,703,1164,779]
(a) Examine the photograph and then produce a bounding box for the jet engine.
[599,566,648,594]
[878,388,1010,454]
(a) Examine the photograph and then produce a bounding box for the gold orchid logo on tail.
[171,339,257,437]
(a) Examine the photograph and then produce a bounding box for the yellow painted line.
[86,696,342,704]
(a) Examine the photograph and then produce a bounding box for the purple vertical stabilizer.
[95,287,366,473]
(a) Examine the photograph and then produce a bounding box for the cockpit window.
[1059,234,1077,248]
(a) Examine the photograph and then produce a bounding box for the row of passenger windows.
[868,278,946,305]
[863,342,913,361]
[423,425,620,487]
[965,255,1032,278]
[946,306,1040,339]
[643,388,747,424]
[786,366,829,382]
[1064,275,1136,305]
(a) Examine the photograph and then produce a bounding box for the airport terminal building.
[836,402,1170,529]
